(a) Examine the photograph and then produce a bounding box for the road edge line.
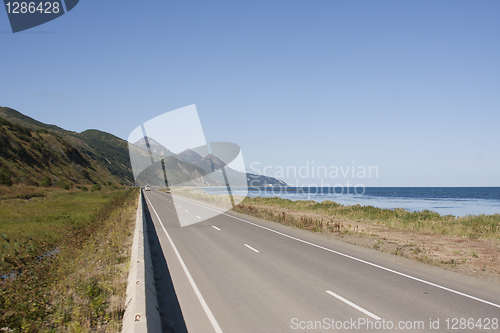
[145,193,223,333]
[174,194,500,310]
[326,291,381,320]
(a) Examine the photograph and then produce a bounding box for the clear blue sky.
[1,1,499,186]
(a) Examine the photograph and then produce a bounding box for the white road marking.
[172,194,500,310]
[244,244,259,253]
[196,216,201,219]
[326,291,381,320]
[144,194,223,333]
[185,210,189,212]
[212,226,221,231]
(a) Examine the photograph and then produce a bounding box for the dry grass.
[238,197,500,240]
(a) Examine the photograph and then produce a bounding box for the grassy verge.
[235,197,500,240]
[166,189,500,240]
[0,187,139,332]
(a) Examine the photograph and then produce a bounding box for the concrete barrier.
[122,191,162,332]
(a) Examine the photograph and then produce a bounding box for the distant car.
[145,185,151,191]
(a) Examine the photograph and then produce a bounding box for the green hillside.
[0,117,122,190]
[78,129,133,183]
[0,106,134,184]
[0,107,72,135]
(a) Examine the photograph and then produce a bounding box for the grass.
[235,197,500,240]
[0,189,123,268]
[0,186,139,332]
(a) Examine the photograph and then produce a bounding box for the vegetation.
[78,129,134,184]
[91,184,102,191]
[0,168,12,186]
[0,188,138,332]
[233,197,500,240]
[0,107,143,331]
[40,176,52,187]
[0,115,127,190]
[0,107,134,185]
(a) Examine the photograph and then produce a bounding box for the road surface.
[143,190,500,333]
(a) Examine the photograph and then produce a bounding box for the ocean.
[218,187,500,217]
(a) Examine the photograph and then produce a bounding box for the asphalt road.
[143,190,500,333]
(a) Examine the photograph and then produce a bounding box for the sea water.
[207,187,500,217]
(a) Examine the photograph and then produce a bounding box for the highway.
[143,190,500,333]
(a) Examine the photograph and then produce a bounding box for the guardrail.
[122,191,161,332]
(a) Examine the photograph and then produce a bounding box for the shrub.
[91,184,102,192]
[41,176,52,187]
[0,168,12,186]
[55,180,72,190]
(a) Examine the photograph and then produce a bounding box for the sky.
[1,1,499,187]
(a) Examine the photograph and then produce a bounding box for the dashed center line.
[185,210,189,212]
[212,226,221,231]
[144,194,222,333]
[326,291,381,320]
[172,195,500,310]
[244,244,260,253]
[196,216,201,219]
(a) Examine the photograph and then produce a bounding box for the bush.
[27,178,39,187]
[81,186,89,192]
[41,176,52,187]
[91,184,102,192]
[55,180,72,190]
[0,169,12,186]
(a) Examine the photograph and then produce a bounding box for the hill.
[133,137,173,157]
[193,154,226,174]
[0,106,288,188]
[177,149,203,164]
[134,155,218,187]
[0,117,119,189]
[0,106,73,135]
[78,129,133,183]
[131,136,289,187]
[0,106,134,184]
